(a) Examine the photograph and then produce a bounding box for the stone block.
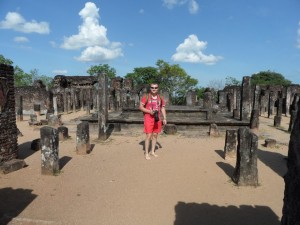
[31,139,41,151]
[164,124,177,135]
[209,123,220,137]
[224,130,237,159]
[0,159,26,174]
[58,126,69,141]
[264,139,277,148]
[76,122,90,155]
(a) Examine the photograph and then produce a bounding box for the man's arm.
[139,101,153,115]
[161,106,167,125]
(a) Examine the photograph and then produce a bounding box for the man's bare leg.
[150,133,158,157]
[145,133,152,160]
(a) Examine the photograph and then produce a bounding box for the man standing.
[139,83,167,160]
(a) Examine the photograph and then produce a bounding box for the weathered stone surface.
[232,127,258,186]
[48,114,60,127]
[164,124,177,135]
[209,123,220,137]
[281,100,300,225]
[58,126,69,141]
[264,139,277,148]
[40,126,59,175]
[224,130,237,159]
[0,159,26,174]
[203,89,213,109]
[250,109,259,130]
[274,116,282,127]
[240,76,252,121]
[76,122,90,155]
[98,72,109,141]
[0,64,18,164]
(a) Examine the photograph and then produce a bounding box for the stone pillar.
[186,90,197,106]
[218,90,227,110]
[162,91,171,106]
[98,72,109,141]
[288,94,299,132]
[53,96,58,116]
[227,93,234,112]
[16,96,23,121]
[76,121,90,154]
[253,85,261,110]
[40,126,59,175]
[209,123,219,137]
[224,130,237,159]
[58,126,69,141]
[240,76,251,121]
[250,109,259,130]
[80,89,84,111]
[285,86,292,116]
[268,91,276,118]
[34,104,41,116]
[203,89,213,109]
[86,88,91,115]
[274,92,283,127]
[232,127,258,186]
[281,100,300,225]
[63,91,68,114]
[234,88,241,119]
[48,114,60,127]
[0,64,18,163]
[72,88,76,112]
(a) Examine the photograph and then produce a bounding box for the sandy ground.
[0,111,291,225]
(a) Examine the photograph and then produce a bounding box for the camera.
[153,110,159,122]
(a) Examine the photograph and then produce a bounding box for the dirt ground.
[0,111,290,225]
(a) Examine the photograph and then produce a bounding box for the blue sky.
[0,0,300,87]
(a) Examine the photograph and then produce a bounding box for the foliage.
[251,70,291,86]
[125,59,198,105]
[195,86,206,99]
[0,54,13,65]
[87,64,116,80]
[125,66,158,87]
[225,76,241,86]
[14,66,32,87]
[30,69,53,89]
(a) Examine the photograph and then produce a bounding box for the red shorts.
[144,119,162,134]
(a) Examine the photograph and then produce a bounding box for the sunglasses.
[150,87,158,89]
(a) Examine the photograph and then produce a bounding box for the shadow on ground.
[18,141,37,159]
[257,148,287,177]
[174,202,280,225]
[0,187,37,225]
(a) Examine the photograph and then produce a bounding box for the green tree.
[87,64,116,79]
[0,54,13,65]
[225,76,241,86]
[251,70,291,86]
[125,66,158,87]
[30,69,53,89]
[14,66,32,87]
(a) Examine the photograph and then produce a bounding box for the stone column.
[40,126,59,175]
[274,92,283,127]
[268,91,276,118]
[224,130,237,159]
[53,96,58,116]
[72,88,76,112]
[281,100,300,225]
[288,94,299,132]
[98,72,109,141]
[253,85,261,110]
[34,104,41,116]
[285,86,292,116]
[250,109,260,130]
[63,91,68,114]
[203,89,213,109]
[232,127,258,186]
[76,122,90,154]
[86,88,91,115]
[240,76,251,121]
[16,96,23,121]
[58,126,69,141]
[80,89,84,111]
[227,93,234,112]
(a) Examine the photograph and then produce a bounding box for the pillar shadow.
[257,148,287,177]
[215,149,224,159]
[59,156,72,170]
[17,142,36,159]
[0,187,37,225]
[174,202,280,225]
[216,162,235,178]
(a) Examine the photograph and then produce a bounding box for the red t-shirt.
[141,94,165,122]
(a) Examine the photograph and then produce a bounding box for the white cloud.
[162,0,199,14]
[0,12,50,34]
[52,70,68,75]
[139,9,145,14]
[14,36,29,42]
[61,2,123,62]
[171,34,223,65]
[297,21,300,48]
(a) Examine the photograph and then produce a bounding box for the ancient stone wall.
[15,86,49,114]
[0,64,18,164]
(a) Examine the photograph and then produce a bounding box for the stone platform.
[80,106,250,135]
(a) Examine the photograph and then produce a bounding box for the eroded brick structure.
[0,64,18,164]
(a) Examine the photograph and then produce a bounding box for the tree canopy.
[251,70,291,86]
[125,59,198,104]
[87,64,116,80]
